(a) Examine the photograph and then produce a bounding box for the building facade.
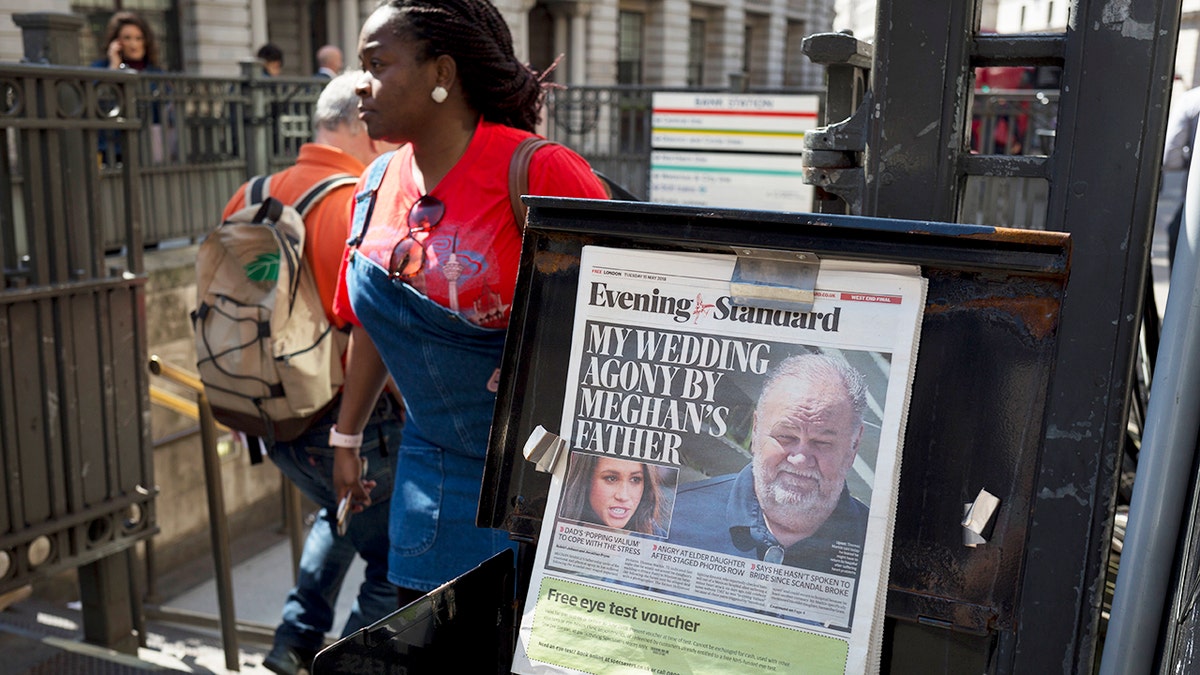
[1,0,833,88]
[835,0,1200,88]
[1178,0,1200,87]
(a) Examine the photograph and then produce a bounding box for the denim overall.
[347,153,516,591]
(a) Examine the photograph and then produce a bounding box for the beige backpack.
[192,173,355,446]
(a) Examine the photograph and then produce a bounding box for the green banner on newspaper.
[525,578,847,674]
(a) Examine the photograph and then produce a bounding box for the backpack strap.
[348,151,396,247]
[247,172,356,216]
[242,172,356,239]
[243,173,281,225]
[509,137,555,228]
[246,175,269,206]
[294,173,358,217]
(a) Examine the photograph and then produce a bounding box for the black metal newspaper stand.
[316,197,1072,673]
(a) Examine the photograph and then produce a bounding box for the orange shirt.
[221,143,364,329]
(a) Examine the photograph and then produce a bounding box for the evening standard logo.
[587,281,842,331]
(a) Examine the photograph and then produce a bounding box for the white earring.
[431,85,448,104]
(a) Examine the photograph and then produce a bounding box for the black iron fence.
[2,63,325,257]
[542,85,658,200]
[1,64,1059,255]
[0,62,155,599]
[94,67,323,251]
[961,88,1059,230]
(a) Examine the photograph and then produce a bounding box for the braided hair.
[384,0,544,132]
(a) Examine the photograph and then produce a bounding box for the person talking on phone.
[91,11,166,165]
[91,11,162,73]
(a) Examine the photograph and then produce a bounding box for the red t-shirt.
[333,120,608,329]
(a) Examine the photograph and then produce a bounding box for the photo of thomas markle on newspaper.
[514,246,926,675]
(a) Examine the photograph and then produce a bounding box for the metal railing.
[146,356,240,671]
[146,355,307,671]
[0,61,156,604]
[1,63,1060,252]
[961,88,1060,230]
[1,62,325,256]
[542,85,659,200]
[94,66,325,251]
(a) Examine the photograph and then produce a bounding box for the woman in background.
[91,11,168,164]
[92,11,162,73]
[560,454,668,536]
[330,0,609,605]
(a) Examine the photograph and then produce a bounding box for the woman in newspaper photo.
[560,454,671,536]
[328,0,610,606]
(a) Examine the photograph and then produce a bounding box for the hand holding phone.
[108,40,123,67]
[336,457,368,536]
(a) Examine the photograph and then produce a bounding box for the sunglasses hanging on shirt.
[388,194,446,281]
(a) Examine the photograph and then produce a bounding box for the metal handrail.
[150,385,200,421]
[147,355,240,671]
[147,355,205,392]
[145,355,309,662]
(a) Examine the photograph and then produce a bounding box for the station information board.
[649,92,820,211]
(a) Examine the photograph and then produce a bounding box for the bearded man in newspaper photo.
[667,352,870,577]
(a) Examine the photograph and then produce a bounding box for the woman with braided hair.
[329,0,608,604]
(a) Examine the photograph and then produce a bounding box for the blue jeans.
[266,396,401,653]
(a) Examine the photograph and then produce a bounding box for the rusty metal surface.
[888,269,1062,634]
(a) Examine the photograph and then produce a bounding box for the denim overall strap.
[347,150,394,247]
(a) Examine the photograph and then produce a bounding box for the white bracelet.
[328,428,364,448]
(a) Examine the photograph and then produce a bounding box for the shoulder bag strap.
[244,174,282,225]
[508,137,555,228]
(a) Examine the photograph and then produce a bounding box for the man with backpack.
[216,71,402,675]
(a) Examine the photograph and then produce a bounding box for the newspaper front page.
[512,246,926,674]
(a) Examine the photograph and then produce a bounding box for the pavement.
[0,513,365,675]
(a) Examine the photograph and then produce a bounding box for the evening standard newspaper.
[512,246,926,675]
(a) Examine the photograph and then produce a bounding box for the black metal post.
[78,555,138,655]
[198,393,241,672]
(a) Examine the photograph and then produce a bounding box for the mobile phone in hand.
[336,457,368,536]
